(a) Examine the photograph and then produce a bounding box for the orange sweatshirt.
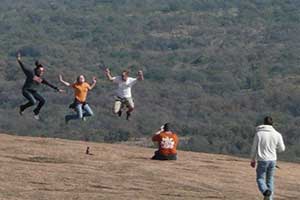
[152,131,178,156]
[72,82,91,103]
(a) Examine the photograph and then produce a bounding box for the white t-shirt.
[112,76,137,98]
[250,125,285,161]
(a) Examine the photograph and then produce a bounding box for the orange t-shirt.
[152,131,179,156]
[72,82,91,103]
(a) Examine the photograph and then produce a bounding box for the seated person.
[152,123,179,160]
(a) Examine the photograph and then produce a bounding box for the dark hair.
[264,116,273,125]
[76,75,85,83]
[163,123,170,131]
[35,60,43,68]
[122,70,129,75]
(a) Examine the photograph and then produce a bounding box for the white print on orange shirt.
[160,137,175,149]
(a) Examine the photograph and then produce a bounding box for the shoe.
[65,116,69,124]
[82,117,86,121]
[19,106,24,116]
[118,110,122,117]
[126,111,131,120]
[33,114,40,120]
[263,190,272,200]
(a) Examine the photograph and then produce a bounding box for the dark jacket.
[18,60,59,91]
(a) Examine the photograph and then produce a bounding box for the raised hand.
[105,68,110,75]
[92,76,97,83]
[137,70,144,81]
[17,52,21,61]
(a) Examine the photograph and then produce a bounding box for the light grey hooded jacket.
[251,125,285,161]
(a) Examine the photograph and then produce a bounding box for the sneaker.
[117,110,122,117]
[126,111,131,121]
[263,190,272,200]
[82,117,86,121]
[19,106,24,116]
[33,114,40,120]
[65,116,69,124]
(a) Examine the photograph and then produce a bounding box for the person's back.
[255,125,285,161]
[152,123,179,160]
[250,116,285,200]
[154,131,178,155]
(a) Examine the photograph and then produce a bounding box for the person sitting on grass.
[152,123,179,160]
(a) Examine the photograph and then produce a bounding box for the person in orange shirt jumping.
[152,123,179,160]
[59,74,96,123]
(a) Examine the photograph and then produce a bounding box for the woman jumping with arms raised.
[59,74,97,124]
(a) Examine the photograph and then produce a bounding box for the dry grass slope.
[0,133,299,200]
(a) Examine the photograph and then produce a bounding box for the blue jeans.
[65,103,94,122]
[21,89,45,115]
[256,160,276,200]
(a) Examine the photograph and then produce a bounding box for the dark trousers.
[151,151,177,160]
[21,89,45,115]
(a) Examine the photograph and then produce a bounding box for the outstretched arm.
[16,52,31,76]
[105,68,114,81]
[42,79,63,92]
[59,74,71,87]
[137,70,144,81]
[89,76,97,90]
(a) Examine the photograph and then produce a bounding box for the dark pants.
[21,89,45,115]
[151,151,177,160]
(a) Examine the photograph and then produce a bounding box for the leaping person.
[105,68,144,120]
[59,74,96,123]
[17,52,63,120]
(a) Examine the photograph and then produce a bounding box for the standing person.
[17,52,63,120]
[59,74,96,123]
[105,68,144,120]
[152,123,179,160]
[250,116,286,200]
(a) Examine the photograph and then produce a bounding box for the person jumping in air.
[105,68,144,120]
[17,52,63,120]
[59,74,96,123]
[152,123,179,160]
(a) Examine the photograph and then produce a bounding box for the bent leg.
[113,100,122,114]
[21,90,37,111]
[32,91,46,115]
[83,104,94,117]
[65,104,83,122]
[151,151,170,160]
[125,98,134,120]
[151,151,161,160]
[126,98,134,113]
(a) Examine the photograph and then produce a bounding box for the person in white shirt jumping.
[105,68,144,120]
[250,116,285,200]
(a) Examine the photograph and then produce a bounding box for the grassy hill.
[1,0,300,161]
[1,133,299,200]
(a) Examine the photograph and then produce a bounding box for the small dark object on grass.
[86,146,94,155]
